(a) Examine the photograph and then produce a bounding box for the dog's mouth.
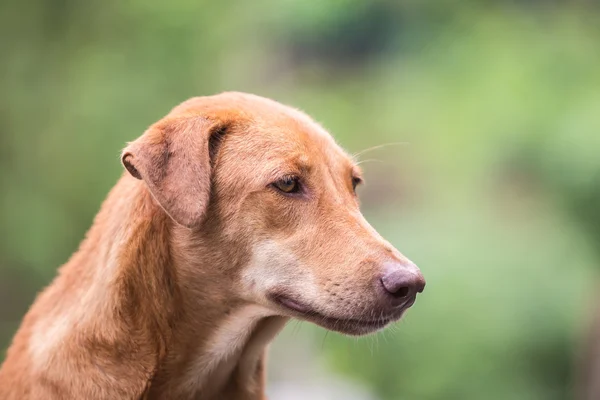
[268,293,403,336]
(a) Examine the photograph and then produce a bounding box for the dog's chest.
[178,305,274,398]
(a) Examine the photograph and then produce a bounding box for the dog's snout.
[379,262,425,304]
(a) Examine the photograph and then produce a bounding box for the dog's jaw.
[268,293,400,336]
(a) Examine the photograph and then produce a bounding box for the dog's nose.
[380,263,425,304]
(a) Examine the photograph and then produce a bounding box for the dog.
[0,92,425,399]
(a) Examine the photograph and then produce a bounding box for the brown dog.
[0,92,425,399]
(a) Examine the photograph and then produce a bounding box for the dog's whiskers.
[352,141,409,160]
[355,159,384,166]
[320,331,330,351]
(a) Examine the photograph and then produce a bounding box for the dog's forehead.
[251,109,354,174]
[173,92,355,170]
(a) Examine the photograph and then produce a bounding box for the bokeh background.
[1,1,600,399]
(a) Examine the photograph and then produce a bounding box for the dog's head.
[122,92,425,335]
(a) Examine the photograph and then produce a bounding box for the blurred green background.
[1,1,599,399]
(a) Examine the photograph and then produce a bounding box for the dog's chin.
[268,294,402,336]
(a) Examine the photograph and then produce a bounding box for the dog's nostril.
[379,267,425,301]
[380,277,411,298]
[394,285,410,298]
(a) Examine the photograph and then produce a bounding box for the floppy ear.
[121,116,226,228]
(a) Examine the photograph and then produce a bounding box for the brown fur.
[0,92,424,399]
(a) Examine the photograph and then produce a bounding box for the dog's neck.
[27,176,287,399]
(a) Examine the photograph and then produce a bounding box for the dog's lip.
[268,293,397,335]
[276,295,313,314]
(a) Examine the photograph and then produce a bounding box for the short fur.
[0,92,424,399]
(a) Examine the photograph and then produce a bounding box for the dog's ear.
[121,116,226,228]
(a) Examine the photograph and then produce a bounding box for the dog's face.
[123,92,425,336]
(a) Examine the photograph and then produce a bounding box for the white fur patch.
[241,240,318,301]
[180,240,310,397]
[29,312,73,368]
[180,305,275,396]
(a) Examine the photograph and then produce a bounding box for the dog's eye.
[352,176,363,192]
[273,176,300,194]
